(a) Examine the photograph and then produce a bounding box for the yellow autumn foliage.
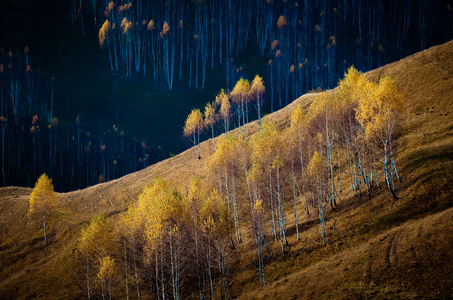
[356,76,404,142]
[135,178,184,251]
[204,102,217,127]
[200,189,229,239]
[277,15,287,29]
[251,119,282,171]
[291,104,306,128]
[78,214,111,258]
[98,20,110,47]
[250,75,265,101]
[97,255,115,283]
[230,78,250,105]
[217,89,231,121]
[28,173,57,220]
[307,151,322,178]
[183,109,203,137]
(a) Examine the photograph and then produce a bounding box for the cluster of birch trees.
[75,67,404,299]
[87,0,450,110]
[77,177,233,300]
[201,66,404,285]
[183,75,265,159]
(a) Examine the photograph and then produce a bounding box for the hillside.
[1,40,452,299]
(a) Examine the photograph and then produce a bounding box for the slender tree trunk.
[86,255,91,300]
[44,211,47,243]
[291,164,299,240]
[123,238,130,300]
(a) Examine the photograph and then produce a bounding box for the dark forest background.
[0,0,452,191]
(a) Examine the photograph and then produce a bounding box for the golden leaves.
[251,119,281,168]
[277,15,287,29]
[204,102,217,127]
[147,20,155,30]
[354,73,404,143]
[183,108,203,137]
[28,173,57,217]
[160,21,170,37]
[97,256,115,283]
[118,2,132,14]
[330,35,337,46]
[217,89,231,121]
[104,1,115,17]
[133,178,184,250]
[78,214,111,257]
[32,114,39,125]
[230,78,250,105]
[206,134,236,170]
[250,75,265,100]
[271,40,279,50]
[307,151,322,177]
[200,189,229,238]
[99,20,110,47]
[120,18,132,34]
[253,198,264,215]
[290,104,306,128]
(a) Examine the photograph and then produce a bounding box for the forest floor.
[0,39,452,299]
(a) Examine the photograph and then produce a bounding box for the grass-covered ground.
[0,39,452,299]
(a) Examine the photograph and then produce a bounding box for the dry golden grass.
[1,40,452,299]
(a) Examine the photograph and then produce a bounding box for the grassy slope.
[0,40,452,299]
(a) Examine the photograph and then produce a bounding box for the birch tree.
[28,173,58,243]
[184,109,204,159]
[250,75,265,130]
[356,76,404,199]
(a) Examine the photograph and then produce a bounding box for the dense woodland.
[0,50,168,191]
[85,0,453,107]
[28,65,405,299]
[1,0,452,191]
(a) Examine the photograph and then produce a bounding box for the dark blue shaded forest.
[1,0,452,191]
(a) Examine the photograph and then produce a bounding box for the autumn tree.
[290,104,309,216]
[216,89,231,136]
[204,101,217,145]
[250,75,266,130]
[77,214,112,300]
[250,119,288,252]
[284,126,302,240]
[252,199,267,287]
[335,66,364,196]
[207,135,242,244]
[186,177,208,299]
[200,188,231,299]
[97,255,115,300]
[133,177,185,300]
[28,173,58,243]
[356,76,404,199]
[230,78,251,139]
[184,109,204,159]
[307,151,326,246]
